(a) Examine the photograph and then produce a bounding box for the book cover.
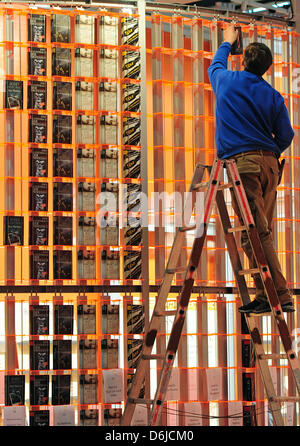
[53,182,73,211]
[127,338,143,369]
[75,15,94,44]
[54,406,75,426]
[53,114,72,144]
[127,304,145,334]
[122,83,140,113]
[76,81,94,111]
[77,249,96,279]
[131,405,148,426]
[242,373,255,401]
[29,304,49,335]
[29,410,49,426]
[101,148,118,178]
[102,369,124,404]
[53,148,73,178]
[52,374,71,405]
[51,14,70,43]
[127,371,145,398]
[29,114,47,143]
[28,14,46,42]
[53,81,72,111]
[3,407,26,426]
[99,15,118,45]
[100,114,118,145]
[80,409,98,426]
[75,48,93,77]
[241,313,250,334]
[30,148,48,177]
[78,182,96,211]
[30,340,50,370]
[124,250,141,280]
[122,50,141,80]
[30,375,49,406]
[28,47,47,76]
[99,48,118,78]
[101,249,120,279]
[102,304,119,334]
[79,339,98,369]
[53,250,72,280]
[103,408,122,426]
[123,149,141,179]
[121,17,139,46]
[30,250,49,280]
[123,116,141,146]
[101,339,118,369]
[76,117,95,146]
[5,375,25,406]
[5,80,23,109]
[100,214,119,246]
[53,216,73,246]
[242,339,252,368]
[54,304,74,335]
[243,405,256,426]
[53,340,72,370]
[99,82,118,111]
[52,47,71,77]
[100,182,119,210]
[78,305,96,335]
[28,81,47,110]
[184,402,202,426]
[125,183,141,212]
[4,216,24,246]
[80,374,98,404]
[78,216,96,246]
[30,216,48,246]
[124,220,142,246]
[30,182,48,211]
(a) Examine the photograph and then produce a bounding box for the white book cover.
[53,406,75,426]
[187,368,198,401]
[184,402,202,426]
[286,403,295,426]
[102,368,124,403]
[206,367,223,401]
[131,404,148,426]
[228,401,243,427]
[3,406,26,426]
[166,367,179,401]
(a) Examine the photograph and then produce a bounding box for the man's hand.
[223,24,239,45]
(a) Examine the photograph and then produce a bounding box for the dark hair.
[243,42,273,76]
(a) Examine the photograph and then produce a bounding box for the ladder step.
[271,396,300,403]
[258,354,287,360]
[128,398,154,405]
[238,268,260,276]
[227,225,247,233]
[218,182,233,191]
[142,354,165,360]
[154,310,177,317]
[179,225,196,232]
[166,267,186,274]
[192,182,208,191]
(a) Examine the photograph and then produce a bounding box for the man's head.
[243,42,273,76]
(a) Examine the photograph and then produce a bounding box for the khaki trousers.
[230,150,291,305]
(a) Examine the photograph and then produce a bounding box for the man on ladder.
[208,24,295,315]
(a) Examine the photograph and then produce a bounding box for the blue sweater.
[208,42,294,159]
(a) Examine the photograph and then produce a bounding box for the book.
[78,216,96,246]
[51,14,70,43]
[99,82,118,111]
[127,304,145,334]
[102,304,119,334]
[53,114,72,144]
[76,81,94,111]
[30,148,48,177]
[52,48,71,77]
[54,304,74,335]
[243,405,256,426]
[122,50,141,80]
[127,338,143,369]
[30,182,48,211]
[29,114,47,143]
[102,369,124,404]
[184,402,202,426]
[52,374,71,405]
[75,15,95,44]
[99,15,118,45]
[80,409,98,426]
[53,340,72,370]
[53,250,72,280]
[4,216,24,246]
[76,116,95,146]
[53,148,73,178]
[123,116,141,146]
[228,401,243,427]
[125,183,141,212]
[54,406,75,426]
[75,48,93,77]
[127,371,145,398]
[3,407,26,426]
[53,82,72,111]
[78,182,96,211]
[101,148,118,178]
[100,214,119,246]
[99,48,118,78]
[124,219,142,246]
[28,47,47,76]
[122,83,141,113]
[53,216,73,246]
[30,340,50,370]
[29,305,49,335]
[30,375,49,406]
[101,339,119,369]
[241,313,250,334]
[30,250,49,280]
[100,114,118,145]
[78,305,96,335]
[103,408,122,426]
[5,375,25,405]
[121,17,139,46]
[101,249,120,279]
[243,373,255,401]
[53,182,73,211]
[80,374,98,404]
[78,249,96,279]
[28,81,47,110]
[29,410,49,426]
[79,339,98,369]
[124,250,142,280]
[100,182,119,210]
[28,14,46,42]
[5,80,23,109]
[131,405,148,426]
[30,217,48,246]
[242,339,252,368]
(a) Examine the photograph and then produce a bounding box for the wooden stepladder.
[121,158,300,427]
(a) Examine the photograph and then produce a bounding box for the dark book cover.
[5,80,23,109]
[241,313,250,334]
[125,184,141,212]
[28,81,47,110]
[127,371,145,398]
[53,182,73,211]
[103,408,122,427]
[30,410,50,426]
[122,83,140,112]
[5,375,25,406]
[30,148,48,177]
[243,405,257,427]
[29,114,47,143]
[53,114,72,144]
[78,305,96,335]
[124,250,142,280]
[53,340,72,370]
[53,81,72,111]
[242,373,255,402]
[29,305,49,335]
[127,304,145,334]
[79,339,97,369]
[30,182,48,211]
[124,221,142,246]
[121,16,139,46]
[30,250,49,280]
[52,374,71,405]
[4,216,24,246]
[122,50,141,80]
[54,304,73,335]
[53,250,72,280]
[30,216,48,246]
[28,14,46,42]
[30,340,50,370]
[127,338,143,369]
[79,374,98,405]
[242,339,252,368]
[53,147,74,176]
[51,14,70,43]
[30,375,49,406]
[28,47,47,76]
[52,47,71,77]
[80,409,98,426]
[123,149,141,179]
[123,116,141,146]
[53,216,73,246]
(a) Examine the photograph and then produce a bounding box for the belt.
[235,150,276,158]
